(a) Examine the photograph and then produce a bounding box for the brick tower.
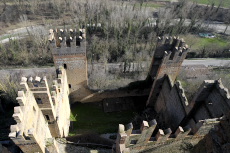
[50,28,90,102]
[146,36,189,106]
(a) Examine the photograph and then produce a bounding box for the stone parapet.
[116,117,220,153]
[9,66,70,152]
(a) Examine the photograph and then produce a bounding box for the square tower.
[146,37,189,106]
[50,28,90,102]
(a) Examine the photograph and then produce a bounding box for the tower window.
[33,83,38,87]
[52,97,56,106]
[66,39,71,47]
[69,84,71,88]
[36,98,42,104]
[33,106,36,115]
[45,115,50,121]
[76,37,81,46]
[64,64,67,69]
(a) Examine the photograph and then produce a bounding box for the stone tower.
[146,36,189,106]
[50,28,90,102]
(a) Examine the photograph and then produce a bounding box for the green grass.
[125,1,166,10]
[193,37,229,49]
[69,103,135,136]
[0,35,15,41]
[192,0,230,7]
[137,2,165,8]
[182,34,230,51]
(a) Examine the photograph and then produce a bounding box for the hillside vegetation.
[0,0,230,67]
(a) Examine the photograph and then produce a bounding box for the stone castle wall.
[50,28,90,102]
[181,79,230,134]
[9,67,70,153]
[147,36,188,107]
[115,118,220,153]
[114,35,230,153]
[154,78,188,131]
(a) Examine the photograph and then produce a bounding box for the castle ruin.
[115,37,230,153]
[7,28,230,153]
[9,67,70,153]
[49,28,90,102]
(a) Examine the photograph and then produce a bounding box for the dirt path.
[0,25,46,43]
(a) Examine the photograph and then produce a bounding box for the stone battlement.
[154,36,188,59]
[50,28,89,100]
[115,117,221,153]
[9,67,70,153]
[49,28,86,55]
[149,36,188,83]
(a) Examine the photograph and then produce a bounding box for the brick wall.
[51,29,92,102]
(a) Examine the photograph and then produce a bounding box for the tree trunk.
[224,24,229,34]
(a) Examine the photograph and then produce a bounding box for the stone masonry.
[49,29,151,103]
[115,118,221,153]
[146,36,188,107]
[9,67,70,153]
[7,27,230,153]
[115,36,230,152]
[49,28,91,102]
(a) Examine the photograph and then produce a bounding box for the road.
[0,59,229,79]
[0,25,46,43]
[182,59,230,67]
[0,18,230,44]
[148,18,230,35]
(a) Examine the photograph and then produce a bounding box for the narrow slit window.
[64,64,67,69]
[33,106,36,115]
[36,98,42,104]
[45,115,50,121]
[66,39,71,47]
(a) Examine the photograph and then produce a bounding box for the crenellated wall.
[50,28,90,103]
[147,36,189,107]
[181,79,230,134]
[9,79,53,153]
[52,67,71,138]
[146,76,230,135]
[9,66,70,153]
[114,35,230,153]
[115,118,220,153]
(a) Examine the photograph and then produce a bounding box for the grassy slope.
[69,103,135,136]
[180,34,229,51]
[133,2,165,8]
[193,37,229,50]
[192,0,230,7]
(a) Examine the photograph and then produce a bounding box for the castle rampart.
[147,37,188,107]
[50,28,90,102]
[9,67,70,153]
[115,118,220,153]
